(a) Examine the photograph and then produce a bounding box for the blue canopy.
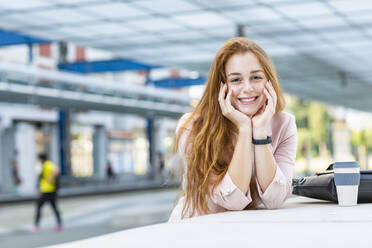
[0,29,49,46]
[58,58,161,74]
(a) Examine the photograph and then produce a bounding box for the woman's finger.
[225,87,235,113]
[266,81,277,108]
[263,88,274,112]
[219,83,227,114]
[257,103,265,115]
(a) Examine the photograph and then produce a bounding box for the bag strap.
[326,163,334,171]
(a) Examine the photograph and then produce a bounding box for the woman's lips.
[238,96,259,105]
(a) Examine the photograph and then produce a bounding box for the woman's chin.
[237,108,257,117]
[235,101,263,117]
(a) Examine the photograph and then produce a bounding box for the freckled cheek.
[232,88,239,97]
[227,85,239,105]
[254,84,265,95]
[227,85,238,97]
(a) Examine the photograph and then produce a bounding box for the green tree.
[308,102,331,156]
[287,97,332,157]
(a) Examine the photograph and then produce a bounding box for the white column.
[15,122,37,196]
[93,126,107,179]
[0,126,3,192]
[50,124,60,168]
[0,126,16,193]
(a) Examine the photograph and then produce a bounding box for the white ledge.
[46,196,372,248]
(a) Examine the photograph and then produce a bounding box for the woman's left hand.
[252,81,277,138]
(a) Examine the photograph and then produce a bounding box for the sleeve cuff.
[255,166,291,209]
[212,172,252,210]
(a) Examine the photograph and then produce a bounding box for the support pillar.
[93,125,107,179]
[58,110,71,176]
[15,123,37,196]
[147,116,155,179]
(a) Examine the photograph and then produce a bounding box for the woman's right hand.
[218,83,252,132]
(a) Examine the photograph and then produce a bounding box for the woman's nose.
[242,79,254,91]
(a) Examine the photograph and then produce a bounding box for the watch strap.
[252,136,272,145]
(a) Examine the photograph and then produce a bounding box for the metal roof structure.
[0,62,192,117]
[0,0,372,111]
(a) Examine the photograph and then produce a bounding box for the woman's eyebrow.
[227,72,241,77]
[251,69,264,74]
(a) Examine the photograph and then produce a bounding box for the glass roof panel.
[202,24,238,39]
[56,26,99,38]
[160,29,208,41]
[83,23,134,35]
[165,52,214,62]
[134,0,200,14]
[173,12,232,28]
[34,8,96,23]
[0,13,54,27]
[0,16,28,30]
[275,2,333,18]
[0,0,52,10]
[329,0,372,13]
[366,27,372,36]
[346,12,372,25]
[23,29,68,40]
[297,15,348,29]
[223,6,282,23]
[80,2,148,19]
[200,0,253,8]
[249,20,301,34]
[278,33,324,46]
[265,45,297,56]
[111,33,166,44]
[50,0,96,4]
[191,42,221,53]
[129,17,183,31]
[336,39,372,49]
[320,29,366,42]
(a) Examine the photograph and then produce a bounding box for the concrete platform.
[0,188,178,248]
[47,196,372,248]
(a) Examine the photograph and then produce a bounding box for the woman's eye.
[230,78,241,83]
[252,76,263,81]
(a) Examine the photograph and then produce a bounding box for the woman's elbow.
[264,187,291,209]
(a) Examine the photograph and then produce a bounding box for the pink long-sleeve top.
[168,111,298,222]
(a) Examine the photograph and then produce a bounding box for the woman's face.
[225,52,267,117]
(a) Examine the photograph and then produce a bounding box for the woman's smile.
[238,96,259,105]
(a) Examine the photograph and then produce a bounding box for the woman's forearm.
[254,144,277,192]
[227,128,252,194]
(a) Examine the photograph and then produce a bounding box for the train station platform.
[0,177,179,204]
[48,196,372,248]
[0,188,179,248]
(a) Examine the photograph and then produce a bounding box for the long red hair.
[177,37,285,218]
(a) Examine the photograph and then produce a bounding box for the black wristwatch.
[252,136,272,145]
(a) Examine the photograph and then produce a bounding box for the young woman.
[168,37,297,221]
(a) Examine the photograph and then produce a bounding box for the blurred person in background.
[10,150,22,192]
[157,151,165,181]
[106,159,116,183]
[169,37,297,221]
[30,153,63,232]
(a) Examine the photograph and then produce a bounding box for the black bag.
[292,164,372,203]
